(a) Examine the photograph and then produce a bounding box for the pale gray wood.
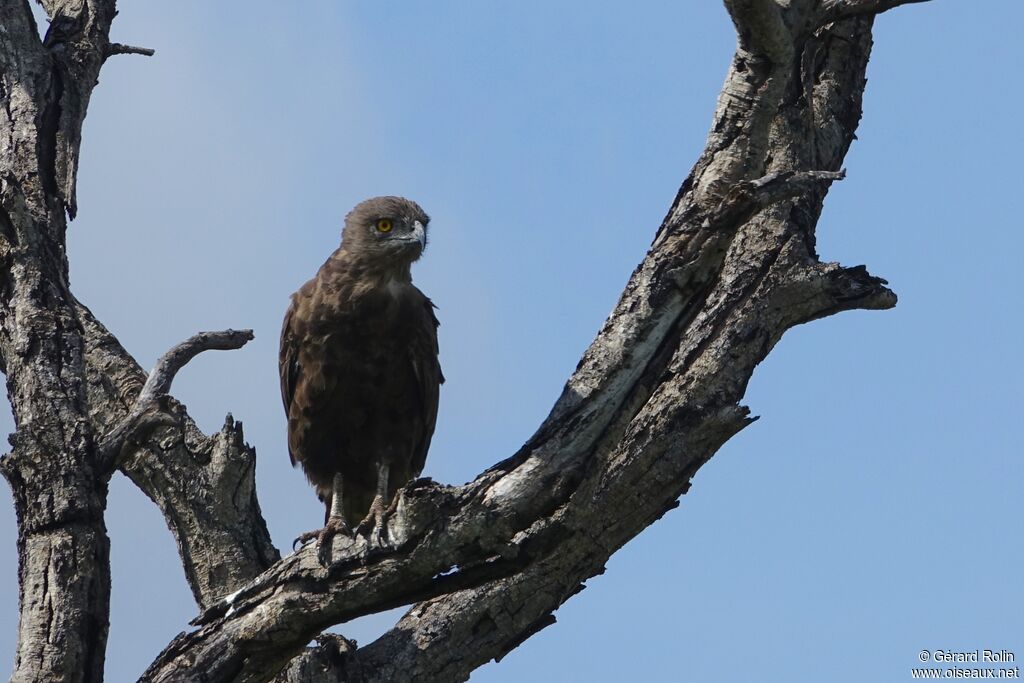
[94,328,255,471]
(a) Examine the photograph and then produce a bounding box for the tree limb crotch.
[95,329,254,473]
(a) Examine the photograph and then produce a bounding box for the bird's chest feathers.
[310,279,420,364]
[354,279,417,330]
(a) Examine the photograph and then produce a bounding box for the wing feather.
[279,298,302,465]
[408,297,443,476]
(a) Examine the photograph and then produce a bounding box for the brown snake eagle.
[280,196,443,547]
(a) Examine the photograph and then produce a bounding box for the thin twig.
[819,0,932,25]
[711,169,845,226]
[138,329,254,404]
[105,42,156,57]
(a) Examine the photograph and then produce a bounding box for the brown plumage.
[280,196,442,544]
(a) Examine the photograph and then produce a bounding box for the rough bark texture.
[77,312,279,610]
[0,1,929,681]
[1,2,115,680]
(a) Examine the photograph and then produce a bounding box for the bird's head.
[341,196,430,266]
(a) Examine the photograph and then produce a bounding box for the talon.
[355,495,390,545]
[293,517,352,552]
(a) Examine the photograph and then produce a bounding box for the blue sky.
[2,2,1021,681]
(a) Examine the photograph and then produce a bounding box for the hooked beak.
[410,220,426,250]
[389,220,427,256]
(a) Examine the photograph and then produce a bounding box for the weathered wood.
[140,3,903,681]
[95,328,254,472]
[286,5,903,682]
[77,305,280,610]
[0,3,273,680]
[0,1,117,680]
[0,1,931,681]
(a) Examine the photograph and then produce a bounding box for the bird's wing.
[409,297,443,476]
[279,298,302,465]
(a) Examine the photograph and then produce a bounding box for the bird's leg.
[355,462,392,544]
[324,473,353,537]
[293,473,353,550]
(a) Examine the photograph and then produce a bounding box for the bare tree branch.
[128,169,846,681]
[667,1,797,212]
[141,330,255,404]
[710,169,844,225]
[0,0,122,679]
[724,0,792,63]
[819,0,932,24]
[96,329,254,472]
[34,0,120,219]
[75,305,280,609]
[277,10,895,683]
[136,4,910,681]
[136,162,876,681]
[0,1,932,681]
[105,42,156,57]
[0,1,46,64]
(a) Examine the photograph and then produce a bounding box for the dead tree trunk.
[0,1,930,681]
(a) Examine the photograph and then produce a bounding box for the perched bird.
[280,196,442,547]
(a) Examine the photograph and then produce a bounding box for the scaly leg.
[355,462,392,544]
[293,472,352,550]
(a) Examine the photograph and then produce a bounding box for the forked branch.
[724,0,792,63]
[97,329,254,472]
[139,159,876,682]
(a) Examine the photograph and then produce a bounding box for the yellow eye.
[376,219,393,233]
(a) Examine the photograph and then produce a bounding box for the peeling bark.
[0,1,931,682]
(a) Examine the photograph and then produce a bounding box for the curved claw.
[293,517,353,552]
[355,495,392,546]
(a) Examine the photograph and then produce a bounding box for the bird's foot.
[292,516,353,552]
[355,495,395,548]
